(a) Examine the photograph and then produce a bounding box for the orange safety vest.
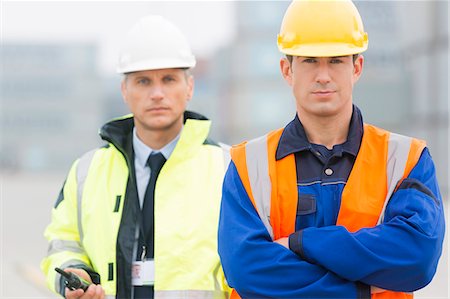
[230,124,425,299]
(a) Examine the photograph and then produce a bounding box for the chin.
[316,100,351,115]
[146,122,172,131]
[304,104,338,117]
[316,108,340,117]
[149,117,183,131]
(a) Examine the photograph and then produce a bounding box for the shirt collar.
[133,126,182,168]
[276,105,364,160]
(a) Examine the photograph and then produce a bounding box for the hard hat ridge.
[117,15,196,74]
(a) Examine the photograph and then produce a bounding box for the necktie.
[135,154,166,299]
[142,152,166,255]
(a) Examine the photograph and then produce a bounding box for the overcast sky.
[1,1,236,74]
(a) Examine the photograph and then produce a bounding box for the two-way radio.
[55,267,91,291]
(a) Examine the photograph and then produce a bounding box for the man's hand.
[64,268,105,299]
[274,237,289,249]
[371,286,387,294]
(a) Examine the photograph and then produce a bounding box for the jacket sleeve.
[218,162,370,299]
[289,148,445,292]
[40,159,98,296]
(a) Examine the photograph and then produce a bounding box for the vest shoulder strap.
[338,124,426,229]
[377,129,426,224]
[231,134,274,238]
[230,128,290,239]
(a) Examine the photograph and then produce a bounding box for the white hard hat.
[117,15,196,74]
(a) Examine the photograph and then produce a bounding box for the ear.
[352,55,364,83]
[280,58,293,86]
[121,79,129,104]
[186,75,194,102]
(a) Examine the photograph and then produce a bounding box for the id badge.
[132,260,155,286]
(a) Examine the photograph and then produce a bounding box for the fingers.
[274,237,289,249]
[370,286,387,294]
[65,287,84,299]
[65,284,105,299]
[81,284,105,299]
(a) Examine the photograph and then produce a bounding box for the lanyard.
[137,203,154,261]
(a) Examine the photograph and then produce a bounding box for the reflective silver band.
[212,262,222,292]
[155,290,228,299]
[219,142,231,171]
[48,239,86,256]
[245,134,273,239]
[76,149,97,242]
[377,133,412,224]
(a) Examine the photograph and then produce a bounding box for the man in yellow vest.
[218,1,445,298]
[41,15,230,299]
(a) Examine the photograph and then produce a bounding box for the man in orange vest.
[218,1,445,298]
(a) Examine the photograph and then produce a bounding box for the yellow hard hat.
[277,0,368,57]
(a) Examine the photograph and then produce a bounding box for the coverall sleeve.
[218,162,370,299]
[289,148,445,292]
[40,159,97,296]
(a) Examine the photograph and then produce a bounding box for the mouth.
[147,107,169,112]
[312,90,336,97]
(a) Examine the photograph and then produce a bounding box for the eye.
[330,58,343,64]
[136,78,150,85]
[163,76,176,83]
[303,58,317,64]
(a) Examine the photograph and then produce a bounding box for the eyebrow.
[303,56,346,59]
[133,75,149,79]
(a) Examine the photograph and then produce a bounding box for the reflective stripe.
[48,239,86,255]
[212,262,221,292]
[76,149,97,242]
[219,142,231,170]
[377,133,412,224]
[245,134,273,239]
[155,290,228,299]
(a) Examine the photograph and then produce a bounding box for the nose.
[148,84,164,101]
[315,63,331,84]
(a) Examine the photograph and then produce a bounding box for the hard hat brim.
[278,42,368,58]
[116,57,196,74]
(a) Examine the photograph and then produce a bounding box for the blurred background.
[1,1,448,298]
